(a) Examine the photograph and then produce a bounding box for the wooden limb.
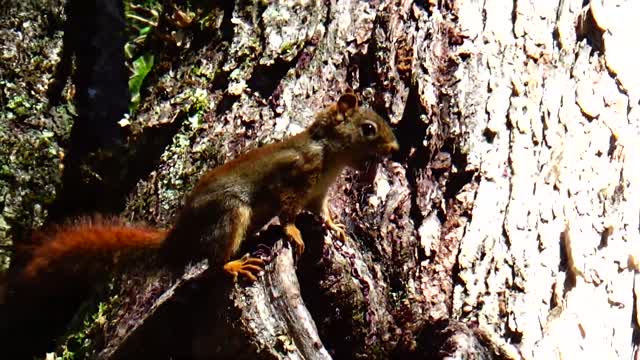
[194,238,332,359]
[91,226,331,360]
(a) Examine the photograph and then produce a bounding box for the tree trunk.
[1,0,639,359]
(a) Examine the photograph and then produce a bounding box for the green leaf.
[128,53,154,113]
[139,26,151,36]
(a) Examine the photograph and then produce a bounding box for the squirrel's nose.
[384,141,400,154]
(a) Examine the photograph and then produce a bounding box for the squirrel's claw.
[325,216,348,241]
[223,254,264,282]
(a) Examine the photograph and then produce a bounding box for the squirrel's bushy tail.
[1,217,166,359]
[20,216,166,283]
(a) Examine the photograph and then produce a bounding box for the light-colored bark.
[453,1,640,358]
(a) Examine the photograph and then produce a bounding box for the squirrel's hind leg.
[220,205,264,282]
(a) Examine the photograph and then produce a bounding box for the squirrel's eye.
[361,122,377,138]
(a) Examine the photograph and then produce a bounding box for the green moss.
[0,1,73,271]
[351,304,366,324]
[189,88,211,115]
[6,95,32,117]
[53,290,120,360]
[0,110,69,267]
[191,63,217,82]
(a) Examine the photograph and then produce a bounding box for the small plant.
[128,53,154,113]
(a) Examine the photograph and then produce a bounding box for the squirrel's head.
[311,92,399,165]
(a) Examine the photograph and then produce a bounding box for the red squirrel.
[12,92,399,287]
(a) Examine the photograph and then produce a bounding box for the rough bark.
[1,0,639,359]
[453,1,640,358]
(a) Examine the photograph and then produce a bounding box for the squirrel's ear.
[337,92,358,115]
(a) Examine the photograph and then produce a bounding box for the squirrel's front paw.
[325,216,348,241]
[284,223,305,256]
[223,254,264,282]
